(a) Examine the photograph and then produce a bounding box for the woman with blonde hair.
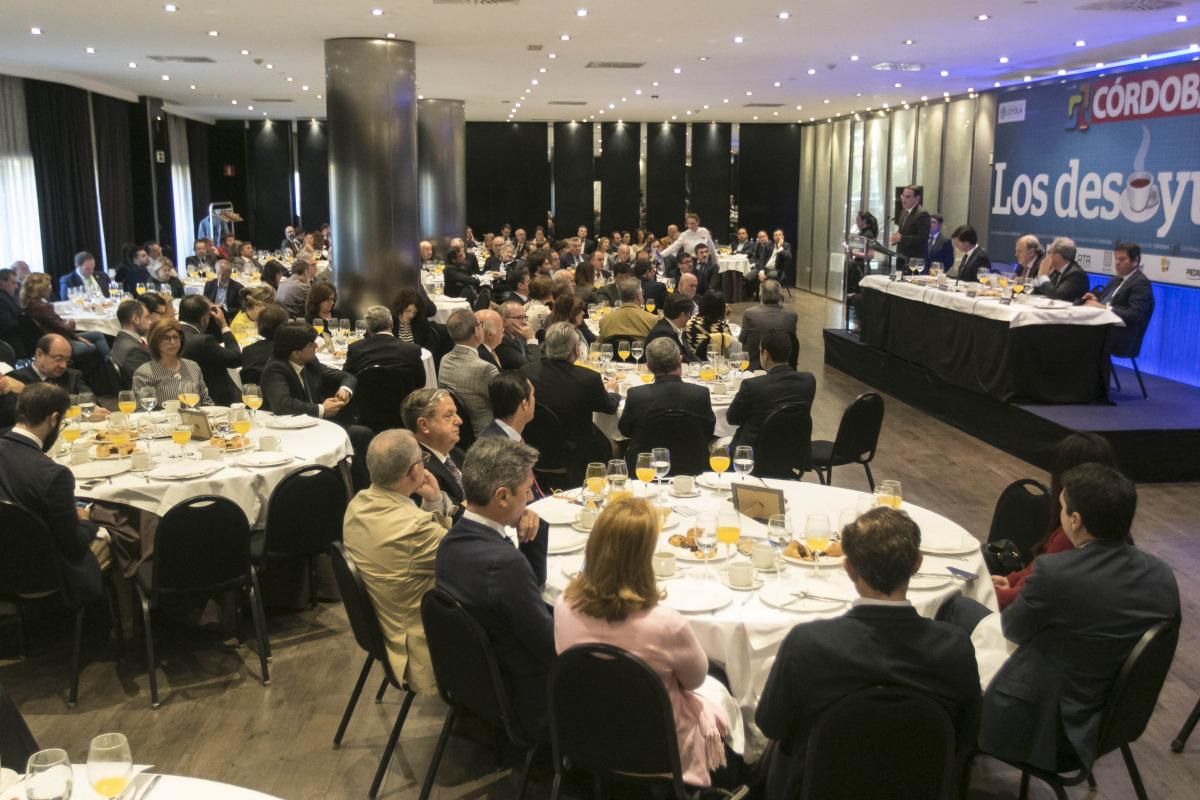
[20,272,111,363]
[228,284,278,341]
[555,496,740,786]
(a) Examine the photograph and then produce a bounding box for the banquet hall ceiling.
[1,0,1197,122]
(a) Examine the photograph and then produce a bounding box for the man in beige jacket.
[342,429,452,695]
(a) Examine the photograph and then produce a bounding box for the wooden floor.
[3,290,1197,799]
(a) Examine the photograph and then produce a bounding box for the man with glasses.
[12,334,109,420]
[496,299,541,370]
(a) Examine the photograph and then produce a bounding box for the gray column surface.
[325,37,419,312]
[418,99,466,256]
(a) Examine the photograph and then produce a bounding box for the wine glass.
[880,479,903,509]
[77,392,96,422]
[665,277,676,294]
[630,341,644,363]
[87,733,133,799]
[59,418,81,457]
[230,407,252,436]
[177,380,200,410]
[584,462,607,503]
[716,509,741,561]
[117,390,137,415]
[709,442,730,482]
[733,445,754,480]
[908,258,924,280]
[66,394,82,422]
[172,423,192,459]
[645,298,657,314]
[766,513,791,580]
[138,386,158,415]
[25,749,73,800]
[616,340,631,363]
[804,514,831,575]
[606,459,629,499]
[977,267,990,286]
[695,513,718,581]
[599,343,613,368]
[339,319,351,336]
[588,341,602,368]
[838,508,858,533]
[312,317,325,335]
[634,452,656,495]
[930,262,944,279]
[652,447,670,501]
[242,384,263,420]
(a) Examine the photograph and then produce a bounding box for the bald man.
[476,308,504,369]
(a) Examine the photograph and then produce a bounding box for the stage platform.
[824,328,1200,483]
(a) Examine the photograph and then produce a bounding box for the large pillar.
[324,38,419,312]
[418,99,466,256]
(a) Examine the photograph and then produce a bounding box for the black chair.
[136,496,270,708]
[986,479,1052,567]
[810,392,885,490]
[0,339,15,365]
[522,402,573,492]
[625,408,712,476]
[752,403,812,480]
[800,686,958,800]
[418,588,537,800]
[0,680,39,771]
[1172,696,1200,753]
[787,331,800,370]
[328,543,416,799]
[352,364,420,433]
[252,464,348,608]
[993,620,1180,800]
[445,388,476,451]
[16,313,41,359]
[548,643,748,800]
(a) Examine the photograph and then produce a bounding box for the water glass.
[733,445,754,478]
[25,749,73,800]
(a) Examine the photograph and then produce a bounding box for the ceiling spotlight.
[940,69,949,77]
[699,56,708,61]
[539,67,547,73]
[921,95,928,101]
[807,68,816,75]
[671,115,677,120]
[85,46,95,54]
[208,30,218,37]
[723,98,729,103]
[531,79,538,85]
[608,103,615,109]
[286,76,293,82]
[266,64,274,69]
[752,115,759,120]
[823,98,830,103]
[1095,61,1104,67]
[850,54,859,61]
[635,89,642,95]
[128,61,137,68]
[1177,14,1188,22]
[703,104,709,109]
[994,81,1001,87]
[621,96,627,101]
[231,99,238,105]
[902,39,914,45]
[894,82,902,87]
[773,111,779,116]
[882,102,889,108]
[976,14,989,21]
[262,111,268,117]
[161,74,170,81]
[247,105,254,110]
[317,94,322,99]
[795,104,802,110]
[577,8,589,16]
[733,35,744,44]
[240,49,250,55]
[686,110,692,115]
[1058,68,1067,75]
[560,33,571,41]
[778,11,791,19]
[371,8,383,15]
[189,84,196,89]
[745,90,753,96]
[30,27,42,35]
[164,3,177,11]
[548,53,557,59]
[968,86,975,92]
[302,85,309,91]
[652,81,660,86]
[999,56,1009,63]
[1023,75,1032,82]
[515,102,521,107]
[773,81,782,87]
[673,67,682,74]
[1075,40,1086,47]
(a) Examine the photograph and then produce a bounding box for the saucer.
[720,571,765,592]
[668,487,702,498]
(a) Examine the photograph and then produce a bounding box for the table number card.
[179,409,213,441]
[731,483,786,523]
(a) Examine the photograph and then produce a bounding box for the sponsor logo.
[998,99,1026,124]
[1067,64,1200,131]
[1185,268,1200,281]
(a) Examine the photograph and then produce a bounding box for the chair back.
[523,402,570,473]
[328,542,402,686]
[830,392,885,466]
[754,403,812,479]
[801,686,957,800]
[1110,292,1156,359]
[262,465,347,559]
[16,314,41,358]
[0,681,40,774]
[627,408,711,475]
[549,643,687,796]
[0,502,62,597]
[446,389,475,451]
[420,588,525,744]
[353,364,418,432]
[1095,619,1180,757]
[0,339,15,365]
[986,479,1052,564]
[152,496,252,598]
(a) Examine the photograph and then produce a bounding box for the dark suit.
[203,278,245,315]
[727,365,816,450]
[957,247,992,280]
[522,358,618,470]
[280,237,301,256]
[0,290,22,353]
[476,420,509,440]
[692,258,716,295]
[894,205,932,262]
[618,375,715,457]
[927,233,954,272]
[758,604,981,800]
[419,443,466,509]
[640,277,667,309]
[444,260,482,299]
[435,515,555,740]
[1034,261,1089,302]
[980,540,1179,772]
[477,344,502,370]
[344,333,425,381]
[739,303,799,370]
[731,238,755,257]
[120,266,154,295]
[58,271,111,300]
[0,431,104,608]
[260,356,357,418]
[239,339,273,387]
[644,318,695,363]
[11,365,91,395]
[110,331,151,388]
[1095,270,1154,357]
[495,333,539,371]
[180,322,242,406]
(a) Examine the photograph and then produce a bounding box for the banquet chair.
[1109,294,1154,400]
[810,392,884,490]
[1172,695,1200,753]
[625,408,712,476]
[419,588,537,800]
[985,479,1051,569]
[752,403,812,480]
[548,643,749,800]
[352,365,420,433]
[801,686,958,800]
[253,464,348,609]
[328,543,416,799]
[522,402,573,491]
[0,339,15,366]
[988,619,1179,800]
[446,388,476,451]
[136,495,270,708]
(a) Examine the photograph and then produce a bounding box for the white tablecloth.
[859,275,1123,329]
[68,413,352,529]
[53,301,122,337]
[432,295,471,325]
[718,254,751,275]
[25,765,286,800]
[536,479,997,759]
[592,369,746,442]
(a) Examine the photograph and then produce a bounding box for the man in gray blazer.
[739,280,798,369]
[437,308,499,435]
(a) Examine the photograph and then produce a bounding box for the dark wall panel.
[599,122,640,234]
[91,94,136,268]
[248,120,293,248]
[646,122,686,236]
[689,122,732,241]
[298,120,330,232]
[208,121,250,244]
[465,122,550,236]
[128,102,156,248]
[187,119,211,235]
[552,122,594,236]
[148,109,175,257]
[738,123,802,248]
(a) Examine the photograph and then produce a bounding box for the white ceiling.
[1,0,1197,123]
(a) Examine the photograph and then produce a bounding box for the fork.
[788,590,849,605]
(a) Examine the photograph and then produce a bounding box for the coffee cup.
[751,541,776,570]
[199,445,223,461]
[727,561,755,588]
[652,551,677,578]
[577,507,597,529]
[259,435,281,452]
[162,399,180,415]
[711,382,728,396]
[70,443,92,465]
[671,475,695,495]
[1126,171,1155,212]
[131,451,153,471]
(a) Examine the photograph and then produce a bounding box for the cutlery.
[921,551,969,561]
[139,775,163,799]
[788,590,848,605]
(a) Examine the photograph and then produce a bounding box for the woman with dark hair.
[573,262,597,304]
[855,209,879,241]
[132,318,213,407]
[992,432,1119,609]
[546,294,594,348]
[19,273,111,363]
[391,287,439,352]
[685,291,732,359]
[261,259,287,291]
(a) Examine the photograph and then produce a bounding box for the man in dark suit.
[185,238,219,271]
[58,251,111,300]
[889,184,932,265]
[239,305,288,387]
[1013,234,1045,280]
[634,261,667,310]
[692,243,717,296]
[203,259,245,316]
[118,247,155,295]
[731,227,754,257]
[443,246,483,304]
[1033,237,1089,302]
[402,387,467,512]
[496,299,541,370]
[178,295,242,406]
[110,300,152,388]
[0,383,105,608]
[618,337,715,456]
[979,464,1179,773]
[1083,241,1155,356]
[644,294,695,363]
[577,225,596,256]
[344,305,426,387]
[11,335,109,422]
[0,267,22,355]
[434,436,552,740]
[739,280,799,370]
[280,225,301,256]
[476,308,504,370]
[479,371,537,444]
[927,214,955,273]
[949,225,991,281]
[727,330,815,450]
[757,507,981,799]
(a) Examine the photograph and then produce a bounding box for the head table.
[532,477,998,759]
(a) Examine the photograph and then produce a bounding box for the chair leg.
[863,462,876,492]
[1172,695,1200,752]
[1131,359,1148,400]
[137,587,159,709]
[418,706,457,800]
[374,675,389,703]
[14,600,27,660]
[247,570,271,685]
[333,655,374,748]
[815,467,828,485]
[1121,744,1150,800]
[514,745,536,800]
[368,689,415,799]
[549,771,562,800]
[1018,770,1030,800]
[68,607,85,708]
[309,555,318,608]
[1086,772,1097,789]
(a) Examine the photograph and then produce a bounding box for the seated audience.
[118,246,154,294]
[203,259,244,315]
[136,291,173,325]
[504,266,531,304]
[1013,234,1045,280]
[684,291,732,359]
[546,295,594,349]
[1082,241,1154,356]
[928,214,955,272]
[526,276,554,335]
[342,429,452,696]
[434,436,551,740]
[392,287,441,353]
[260,259,287,292]
[677,272,700,315]
[475,308,504,369]
[0,267,19,352]
[402,388,466,512]
[739,280,797,370]
[11,335,108,418]
[645,294,696,362]
[305,281,339,334]
[132,320,213,407]
[480,370,536,442]
[58,251,111,299]
[152,260,185,298]
[496,299,541,370]
[110,300,152,386]
[20,273,110,365]
[276,259,315,317]
[574,260,599,304]
[1032,237,1088,302]
[179,295,242,406]
[598,280,657,343]
[727,330,815,450]
[635,260,667,309]
[757,508,981,799]
[619,338,714,458]
[186,238,218,270]
[228,285,278,342]
[344,305,425,391]
[239,304,288,387]
[691,243,716,295]
[437,308,499,434]
[235,241,262,273]
[444,247,483,303]
[556,496,739,786]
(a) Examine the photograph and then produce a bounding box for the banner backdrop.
[988,61,1200,288]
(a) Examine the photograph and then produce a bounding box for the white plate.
[671,546,729,563]
[667,487,701,498]
[569,520,597,533]
[91,445,140,460]
[782,552,846,568]
[234,451,295,468]
[720,571,764,592]
[759,582,847,613]
[660,578,733,614]
[71,460,131,480]
[146,460,226,481]
[536,497,583,525]
[909,574,954,591]
[0,768,19,792]
[696,472,734,491]
[920,538,979,556]
[261,415,319,429]
[549,529,590,554]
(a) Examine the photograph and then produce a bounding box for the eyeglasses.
[506,314,528,321]
[408,452,431,471]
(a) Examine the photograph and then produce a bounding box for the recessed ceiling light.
[317,94,322,99]
[1075,40,1086,47]
[652,81,659,86]
[902,39,914,45]
[262,112,267,117]
[968,86,975,92]
[266,64,274,69]
[539,67,547,73]
[371,8,383,15]
[208,30,218,37]
[231,99,238,105]
[514,102,521,107]
[745,90,753,96]
[531,79,539,85]
[850,54,859,61]
[128,61,137,68]
[548,53,557,59]
[621,96,627,102]
[560,33,571,41]
[882,102,890,109]
[286,77,293,82]
[703,104,709,109]
[823,98,830,103]
[752,115,758,120]
[1023,75,1032,82]
[608,103,615,109]
[999,56,1009,63]
[943,91,950,97]
[855,92,862,97]
[806,68,816,76]
[778,11,791,19]
[240,49,250,55]
[810,117,815,121]
[164,4,177,11]
[773,81,781,87]
[795,104,802,110]
[894,82,902,87]
[685,110,692,115]
[940,69,949,77]
[302,85,310,91]
[698,56,708,61]
[189,84,196,89]
[994,81,1001,87]
[577,8,588,16]
[85,46,95,54]
[733,35,744,44]
[1177,14,1188,22]
[161,74,170,81]
[30,27,42,35]
[1095,62,1104,68]
[976,14,989,21]
[635,89,642,95]
[773,111,779,116]
[386,32,396,39]
[921,95,928,101]
[248,105,254,110]
[671,115,677,120]
[673,67,682,74]
[1058,68,1067,75]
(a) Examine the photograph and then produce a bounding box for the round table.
[8,766,286,800]
[717,254,751,275]
[533,479,997,759]
[431,295,471,325]
[53,300,122,337]
[592,367,748,441]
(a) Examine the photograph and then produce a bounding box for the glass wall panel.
[796,127,816,292]
[810,124,831,299]
[940,98,976,232]
[848,120,864,233]
[826,119,851,299]
[863,115,890,237]
[916,103,945,214]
